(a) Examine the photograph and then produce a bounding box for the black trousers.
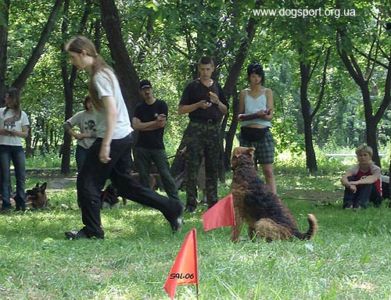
[77,134,182,237]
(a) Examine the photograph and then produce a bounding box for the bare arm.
[64,122,91,140]
[341,170,357,193]
[349,174,380,185]
[341,170,354,187]
[209,91,227,115]
[263,88,274,121]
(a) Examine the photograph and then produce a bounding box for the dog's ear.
[232,147,241,158]
[40,182,47,191]
[246,147,255,157]
[35,183,40,188]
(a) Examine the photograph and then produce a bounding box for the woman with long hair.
[64,36,183,239]
[0,87,30,211]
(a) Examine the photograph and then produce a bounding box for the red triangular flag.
[164,228,198,299]
[202,194,236,231]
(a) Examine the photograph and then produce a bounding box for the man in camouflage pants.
[178,57,228,213]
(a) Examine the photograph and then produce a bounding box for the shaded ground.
[25,169,77,191]
[280,189,343,203]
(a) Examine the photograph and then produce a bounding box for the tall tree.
[0,0,10,106]
[298,45,331,173]
[99,0,140,116]
[11,0,64,90]
[60,0,92,174]
[336,2,391,166]
[223,0,262,168]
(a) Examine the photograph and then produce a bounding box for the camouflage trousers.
[184,121,221,208]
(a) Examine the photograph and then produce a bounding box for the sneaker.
[15,206,26,212]
[0,206,12,214]
[65,229,104,240]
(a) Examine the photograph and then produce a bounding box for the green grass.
[1,172,391,299]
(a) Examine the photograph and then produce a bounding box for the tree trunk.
[60,0,72,174]
[222,0,261,168]
[224,89,239,168]
[60,0,92,174]
[0,0,9,107]
[99,0,140,117]
[336,29,391,167]
[12,0,64,90]
[299,62,317,173]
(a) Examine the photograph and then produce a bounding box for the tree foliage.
[1,0,390,171]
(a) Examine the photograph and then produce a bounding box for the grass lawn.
[1,172,391,299]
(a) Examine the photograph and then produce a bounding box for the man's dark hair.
[198,56,214,66]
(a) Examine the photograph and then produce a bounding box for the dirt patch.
[25,169,77,191]
[280,189,343,203]
[46,177,77,191]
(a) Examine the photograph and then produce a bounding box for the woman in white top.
[64,95,97,172]
[0,87,30,211]
[237,63,276,194]
[64,36,183,239]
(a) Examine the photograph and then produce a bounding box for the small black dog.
[26,182,48,208]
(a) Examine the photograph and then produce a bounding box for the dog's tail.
[294,214,318,240]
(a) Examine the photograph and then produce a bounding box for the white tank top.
[241,90,271,127]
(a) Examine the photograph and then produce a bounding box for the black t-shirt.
[179,79,228,122]
[134,99,168,149]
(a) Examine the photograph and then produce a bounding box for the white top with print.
[0,107,29,146]
[66,110,97,149]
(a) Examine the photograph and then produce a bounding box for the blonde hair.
[65,36,113,111]
[355,144,373,157]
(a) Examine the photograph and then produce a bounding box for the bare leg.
[262,164,276,194]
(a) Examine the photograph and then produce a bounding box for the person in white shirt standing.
[0,87,30,212]
[64,36,183,239]
[64,95,97,172]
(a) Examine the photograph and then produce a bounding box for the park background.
[0,0,390,173]
[1,0,391,299]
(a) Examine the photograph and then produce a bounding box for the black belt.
[190,118,219,124]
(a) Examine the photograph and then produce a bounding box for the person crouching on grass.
[64,35,184,240]
[341,144,382,209]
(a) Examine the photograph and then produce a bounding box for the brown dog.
[231,147,318,242]
[26,182,48,209]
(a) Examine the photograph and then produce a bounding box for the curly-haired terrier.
[231,147,318,242]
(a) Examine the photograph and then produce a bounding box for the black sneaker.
[0,207,12,214]
[65,229,104,240]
